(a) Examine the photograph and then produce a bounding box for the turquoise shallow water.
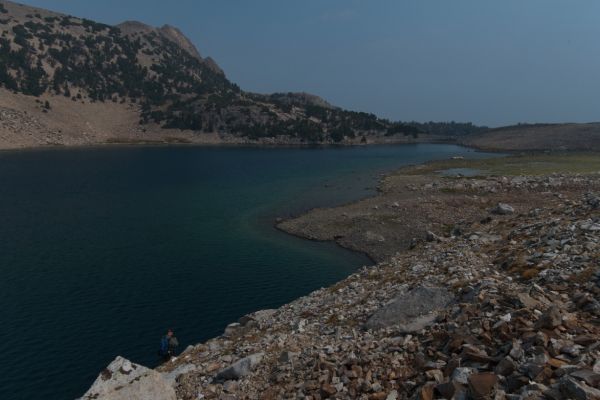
[0,144,495,399]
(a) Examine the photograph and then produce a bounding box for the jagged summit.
[117,21,205,62]
[159,24,203,60]
[203,56,224,75]
[269,92,338,110]
[116,20,156,35]
[116,19,223,74]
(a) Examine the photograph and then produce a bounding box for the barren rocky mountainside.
[0,0,486,149]
[2,0,597,151]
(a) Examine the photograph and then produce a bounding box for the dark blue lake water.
[0,144,494,399]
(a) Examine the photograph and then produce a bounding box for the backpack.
[159,336,169,355]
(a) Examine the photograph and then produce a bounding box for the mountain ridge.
[0,0,485,149]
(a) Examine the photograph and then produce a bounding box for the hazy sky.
[22,0,600,126]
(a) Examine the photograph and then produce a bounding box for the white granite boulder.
[216,352,264,381]
[365,286,454,331]
[491,203,515,215]
[80,356,175,400]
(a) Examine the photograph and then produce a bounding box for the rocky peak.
[0,0,411,144]
[203,56,225,75]
[269,92,337,110]
[116,20,224,75]
[158,24,202,60]
[116,20,156,35]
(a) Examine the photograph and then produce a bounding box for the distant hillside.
[462,123,600,151]
[0,0,484,148]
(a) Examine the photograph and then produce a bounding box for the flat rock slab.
[365,286,454,331]
[216,352,264,381]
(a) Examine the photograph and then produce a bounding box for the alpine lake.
[0,143,497,399]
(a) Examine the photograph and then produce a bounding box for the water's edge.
[139,149,506,368]
[0,143,498,399]
[0,136,458,153]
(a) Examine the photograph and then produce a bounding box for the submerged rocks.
[365,286,453,331]
[81,356,175,400]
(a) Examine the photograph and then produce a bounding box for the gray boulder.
[80,356,176,400]
[452,367,475,385]
[161,363,198,386]
[223,322,242,337]
[585,193,600,209]
[559,376,600,400]
[216,352,264,381]
[570,369,600,388]
[238,309,277,328]
[365,286,454,331]
[491,203,515,215]
[535,305,562,329]
[426,231,441,242]
[365,231,386,243]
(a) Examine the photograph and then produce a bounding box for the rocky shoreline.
[81,166,600,400]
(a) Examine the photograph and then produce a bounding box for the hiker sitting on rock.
[158,328,179,362]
